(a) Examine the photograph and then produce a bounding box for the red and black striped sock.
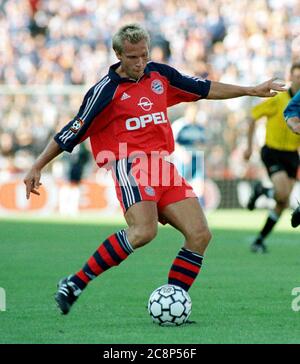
[69,230,134,291]
[168,247,203,291]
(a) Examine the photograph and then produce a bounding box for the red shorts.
[110,155,196,223]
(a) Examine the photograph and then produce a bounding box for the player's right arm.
[24,139,63,199]
[24,75,116,200]
[243,117,256,161]
[243,97,277,161]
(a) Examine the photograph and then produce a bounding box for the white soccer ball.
[148,284,192,326]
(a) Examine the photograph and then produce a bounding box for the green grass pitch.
[0,209,299,344]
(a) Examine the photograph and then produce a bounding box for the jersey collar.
[109,62,151,83]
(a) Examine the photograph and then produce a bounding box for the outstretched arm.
[24,139,63,199]
[207,78,286,99]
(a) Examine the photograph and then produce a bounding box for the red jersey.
[54,62,211,167]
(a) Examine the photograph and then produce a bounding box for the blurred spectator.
[172,103,207,180]
[150,34,171,62]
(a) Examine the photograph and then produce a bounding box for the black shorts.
[261,145,299,179]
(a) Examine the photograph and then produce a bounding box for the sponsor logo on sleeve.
[70,118,84,134]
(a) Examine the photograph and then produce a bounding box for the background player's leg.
[160,198,212,291]
[272,172,295,215]
[56,201,158,314]
[252,171,295,252]
[291,204,300,228]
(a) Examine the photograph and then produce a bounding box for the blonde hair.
[112,23,150,54]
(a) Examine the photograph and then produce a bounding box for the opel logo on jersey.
[126,111,167,130]
[151,79,164,94]
[138,97,153,111]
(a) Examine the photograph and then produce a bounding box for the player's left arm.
[207,78,286,99]
[284,90,300,135]
[150,63,285,103]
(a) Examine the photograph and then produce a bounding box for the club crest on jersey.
[151,79,164,94]
[70,118,84,133]
[138,97,153,111]
[145,186,155,196]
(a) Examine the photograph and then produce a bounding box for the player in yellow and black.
[244,62,300,252]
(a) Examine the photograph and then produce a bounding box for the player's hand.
[251,78,286,97]
[243,147,252,161]
[286,116,300,135]
[24,167,42,199]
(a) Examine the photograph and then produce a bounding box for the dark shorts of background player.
[261,145,299,179]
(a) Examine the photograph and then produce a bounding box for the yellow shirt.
[251,91,300,151]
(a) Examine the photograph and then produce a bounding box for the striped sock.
[69,229,134,291]
[168,247,203,291]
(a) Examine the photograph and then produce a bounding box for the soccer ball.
[148,284,192,326]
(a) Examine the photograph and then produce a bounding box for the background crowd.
[1,0,300,181]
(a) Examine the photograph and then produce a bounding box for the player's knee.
[136,224,158,247]
[199,228,212,247]
[275,191,290,206]
[130,223,158,248]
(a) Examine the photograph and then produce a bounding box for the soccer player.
[172,103,207,206]
[244,63,300,252]
[284,89,300,228]
[24,24,286,314]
